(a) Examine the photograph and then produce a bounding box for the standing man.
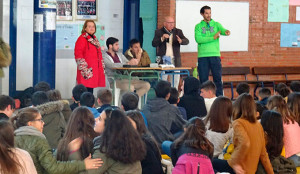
[152,16,189,89]
[195,6,230,96]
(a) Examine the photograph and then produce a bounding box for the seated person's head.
[97,89,112,106]
[0,95,15,117]
[236,82,250,95]
[80,92,95,108]
[121,92,139,111]
[72,84,87,102]
[168,87,180,105]
[155,80,171,99]
[275,83,290,98]
[129,39,141,53]
[258,88,271,101]
[34,81,51,92]
[183,76,200,95]
[200,80,216,98]
[32,91,49,106]
[256,103,268,120]
[233,93,256,123]
[290,81,300,92]
[46,89,62,102]
[106,37,119,51]
[126,110,147,136]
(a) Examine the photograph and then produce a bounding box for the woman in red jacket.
[75,20,105,93]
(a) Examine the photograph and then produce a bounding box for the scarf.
[83,32,100,49]
[14,126,46,139]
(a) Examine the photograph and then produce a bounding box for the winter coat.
[74,34,105,88]
[11,148,38,174]
[15,126,85,174]
[141,97,187,146]
[36,101,66,149]
[0,37,12,77]
[61,100,72,123]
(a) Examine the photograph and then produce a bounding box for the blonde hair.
[81,20,96,34]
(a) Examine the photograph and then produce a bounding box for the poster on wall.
[76,0,97,20]
[39,0,57,8]
[280,23,300,47]
[268,0,289,22]
[57,0,72,20]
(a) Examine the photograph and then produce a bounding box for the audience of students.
[257,87,271,106]
[142,80,186,147]
[12,107,102,174]
[200,80,217,114]
[267,95,300,167]
[32,91,66,149]
[204,96,233,158]
[70,84,87,111]
[171,117,215,174]
[86,108,147,173]
[178,76,207,119]
[56,107,98,161]
[96,88,117,113]
[0,95,15,121]
[168,87,187,120]
[79,92,100,118]
[126,110,164,174]
[213,93,273,174]
[290,81,300,93]
[0,120,37,174]
[236,82,250,96]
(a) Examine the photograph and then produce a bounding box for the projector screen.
[176,0,249,52]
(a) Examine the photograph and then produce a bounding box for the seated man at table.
[103,37,150,97]
[124,39,151,67]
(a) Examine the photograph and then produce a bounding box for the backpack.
[256,156,296,174]
[172,153,214,174]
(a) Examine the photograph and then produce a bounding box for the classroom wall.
[158,0,300,98]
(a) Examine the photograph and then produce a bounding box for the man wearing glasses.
[152,16,189,89]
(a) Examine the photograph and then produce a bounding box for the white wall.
[0,0,124,98]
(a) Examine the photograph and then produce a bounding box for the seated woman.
[268,95,300,167]
[213,93,273,174]
[171,117,215,174]
[204,96,233,158]
[87,108,147,174]
[257,110,296,173]
[126,110,164,174]
[12,107,102,174]
[0,120,37,174]
[56,106,98,161]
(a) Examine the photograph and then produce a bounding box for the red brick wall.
[157,0,300,98]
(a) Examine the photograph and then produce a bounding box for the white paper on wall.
[34,14,43,32]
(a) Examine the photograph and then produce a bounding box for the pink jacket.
[283,120,300,158]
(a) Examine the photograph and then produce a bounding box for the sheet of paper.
[280,23,300,47]
[268,0,289,22]
[290,0,300,5]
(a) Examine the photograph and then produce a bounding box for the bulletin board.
[176,0,249,52]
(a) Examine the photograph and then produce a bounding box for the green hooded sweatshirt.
[194,19,227,58]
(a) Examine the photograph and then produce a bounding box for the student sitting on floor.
[168,87,187,120]
[96,88,117,114]
[79,92,100,119]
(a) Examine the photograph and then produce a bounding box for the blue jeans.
[198,57,223,96]
[288,154,300,167]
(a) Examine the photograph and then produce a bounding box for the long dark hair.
[174,117,214,155]
[100,108,146,163]
[260,110,284,159]
[0,121,23,174]
[267,95,295,125]
[232,93,257,123]
[126,110,161,159]
[204,96,232,133]
[287,92,300,126]
[11,107,40,129]
[57,107,97,161]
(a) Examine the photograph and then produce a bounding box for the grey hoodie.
[141,97,187,146]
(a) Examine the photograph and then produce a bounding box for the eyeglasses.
[32,118,44,123]
[165,22,175,24]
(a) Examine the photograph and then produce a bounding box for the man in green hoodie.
[195,6,230,96]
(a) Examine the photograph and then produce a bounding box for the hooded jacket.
[141,97,186,146]
[15,126,85,174]
[36,101,66,149]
